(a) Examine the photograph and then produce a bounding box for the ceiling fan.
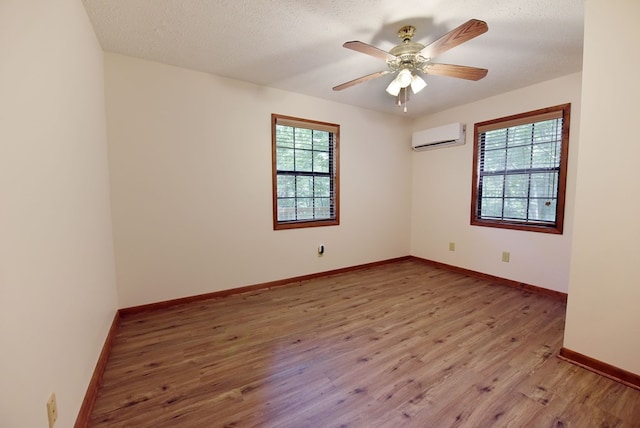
[333,19,489,112]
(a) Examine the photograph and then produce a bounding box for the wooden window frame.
[471,103,571,234]
[271,114,340,230]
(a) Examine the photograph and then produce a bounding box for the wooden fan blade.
[332,70,392,91]
[343,41,397,61]
[420,19,488,59]
[424,63,488,81]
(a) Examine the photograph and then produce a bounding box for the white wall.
[410,73,582,293]
[105,53,412,308]
[0,1,118,427]
[564,0,640,375]
[0,2,634,426]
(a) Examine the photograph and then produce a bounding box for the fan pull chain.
[404,88,408,113]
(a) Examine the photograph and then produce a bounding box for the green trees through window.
[272,115,339,229]
[471,104,571,234]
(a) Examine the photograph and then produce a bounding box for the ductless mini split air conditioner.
[411,123,466,151]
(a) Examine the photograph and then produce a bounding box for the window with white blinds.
[271,114,339,230]
[471,104,571,234]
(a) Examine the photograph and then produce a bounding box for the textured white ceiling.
[83,0,584,118]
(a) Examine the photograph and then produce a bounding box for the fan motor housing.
[388,42,429,71]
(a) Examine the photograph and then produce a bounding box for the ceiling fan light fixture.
[410,74,427,94]
[386,78,402,96]
[333,20,489,111]
[397,68,413,88]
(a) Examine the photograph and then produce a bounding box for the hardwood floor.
[89,260,640,427]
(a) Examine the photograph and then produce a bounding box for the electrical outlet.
[502,251,510,263]
[46,393,57,428]
[449,242,455,251]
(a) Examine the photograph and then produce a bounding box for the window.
[471,103,571,234]
[271,114,339,230]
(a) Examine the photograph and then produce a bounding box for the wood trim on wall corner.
[119,256,413,316]
[409,256,568,302]
[74,311,121,428]
[558,347,640,391]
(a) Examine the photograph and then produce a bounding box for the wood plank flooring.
[89,260,640,427]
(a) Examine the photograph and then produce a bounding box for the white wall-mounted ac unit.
[411,123,466,151]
